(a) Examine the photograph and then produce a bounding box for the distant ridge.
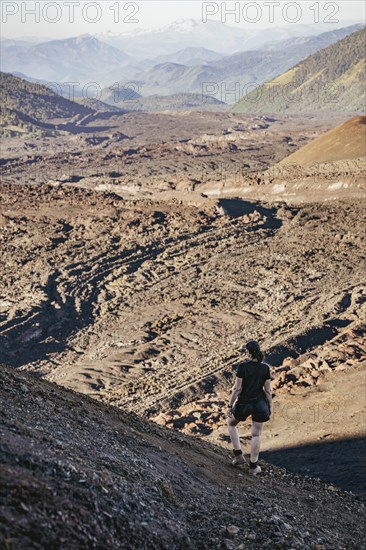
[231,28,366,114]
[0,72,92,135]
[1,35,131,86]
[153,46,224,66]
[132,24,364,101]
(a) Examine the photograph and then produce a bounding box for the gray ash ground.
[1,365,365,550]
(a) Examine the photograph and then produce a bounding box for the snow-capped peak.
[160,18,200,33]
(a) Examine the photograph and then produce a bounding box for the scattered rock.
[226,525,240,536]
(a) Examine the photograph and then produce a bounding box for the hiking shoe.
[231,454,246,466]
[249,464,262,476]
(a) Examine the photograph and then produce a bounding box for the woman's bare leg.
[227,417,241,451]
[250,421,263,462]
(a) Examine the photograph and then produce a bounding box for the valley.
[1,19,365,549]
[1,110,365,501]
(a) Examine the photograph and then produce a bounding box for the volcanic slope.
[230,27,366,114]
[0,182,365,421]
[278,115,366,165]
[1,364,365,550]
[241,116,366,202]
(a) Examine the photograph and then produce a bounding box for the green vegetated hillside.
[0,72,93,136]
[231,28,366,114]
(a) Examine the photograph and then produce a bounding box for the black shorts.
[232,398,270,423]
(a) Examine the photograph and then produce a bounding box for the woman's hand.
[227,377,242,419]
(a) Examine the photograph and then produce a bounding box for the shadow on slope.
[262,436,366,495]
[265,316,356,368]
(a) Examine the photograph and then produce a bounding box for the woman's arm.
[264,379,272,415]
[227,377,242,416]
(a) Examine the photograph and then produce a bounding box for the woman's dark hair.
[251,348,264,363]
[245,340,264,363]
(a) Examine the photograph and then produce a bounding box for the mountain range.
[1,21,363,98]
[231,27,366,113]
[1,35,131,87]
[1,23,364,116]
[97,18,363,57]
[120,24,364,102]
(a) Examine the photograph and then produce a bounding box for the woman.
[227,340,272,475]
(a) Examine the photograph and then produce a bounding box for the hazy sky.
[2,0,365,39]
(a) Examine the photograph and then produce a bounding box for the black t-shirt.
[235,360,271,404]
